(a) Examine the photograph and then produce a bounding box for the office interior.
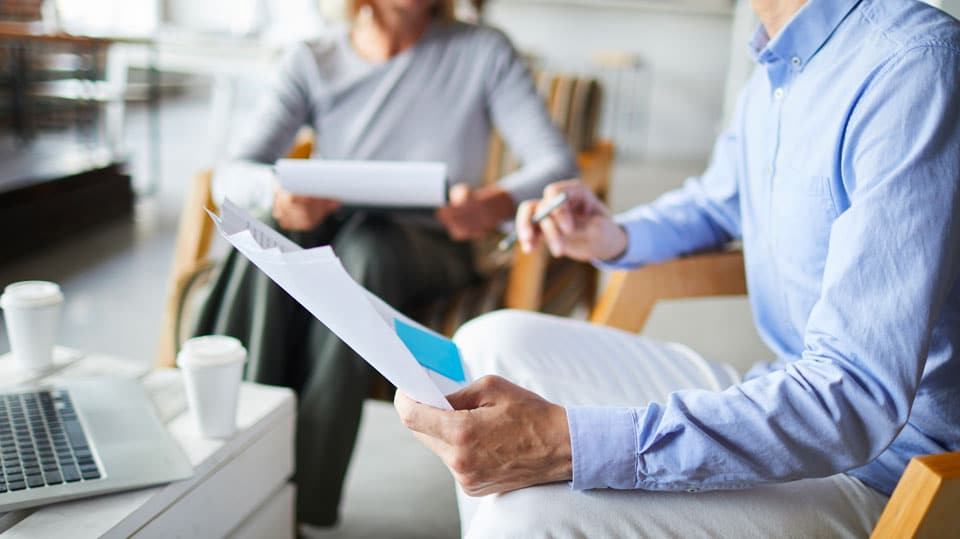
[0,0,957,537]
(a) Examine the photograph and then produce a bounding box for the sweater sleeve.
[483,31,579,203]
[212,43,314,211]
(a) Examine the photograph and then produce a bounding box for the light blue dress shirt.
[567,0,960,496]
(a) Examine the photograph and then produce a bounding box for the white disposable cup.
[1,281,64,372]
[177,335,247,439]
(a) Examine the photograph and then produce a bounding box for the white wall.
[57,0,159,35]
[161,0,737,160]
[945,0,960,16]
[163,0,325,43]
[485,1,735,160]
[924,0,960,17]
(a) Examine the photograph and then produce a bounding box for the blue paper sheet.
[394,319,466,382]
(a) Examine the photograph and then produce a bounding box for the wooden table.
[0,348,296,538]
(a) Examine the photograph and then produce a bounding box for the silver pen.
[498,192,570,251]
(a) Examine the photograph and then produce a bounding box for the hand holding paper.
[272,189,343,231]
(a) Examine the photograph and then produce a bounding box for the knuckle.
[450,421,473,447]
[515,203,529,219]
[449,451,472,475]
[485,375,505,388]
[459,472,480,494]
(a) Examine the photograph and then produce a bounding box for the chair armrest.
[589,249,746,333]
[157,170,218,368]
[871,451,960,538]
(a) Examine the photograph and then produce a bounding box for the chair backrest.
[492,73,607,314]
[484,72,602,186]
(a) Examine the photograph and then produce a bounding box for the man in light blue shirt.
[396,0,960,535]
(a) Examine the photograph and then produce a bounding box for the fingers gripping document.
[207,199,465,410]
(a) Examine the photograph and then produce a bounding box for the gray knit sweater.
[213,20,578,214]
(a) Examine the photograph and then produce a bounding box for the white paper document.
[207,199,464,410]
[275,159,448,208]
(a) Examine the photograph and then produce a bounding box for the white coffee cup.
[1,281,64,372]
[177,335,247,438]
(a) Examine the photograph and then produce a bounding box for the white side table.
[0,348,296,538]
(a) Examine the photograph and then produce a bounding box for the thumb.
[448,183,473,206]
[445,375,504,410]
[445,384,485,411]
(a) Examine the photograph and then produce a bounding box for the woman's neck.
[351,6,433,62]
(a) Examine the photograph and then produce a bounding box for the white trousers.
[453,310,888,539]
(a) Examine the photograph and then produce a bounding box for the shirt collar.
[748,0,861,68]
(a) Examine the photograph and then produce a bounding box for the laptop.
[0,377,193,512]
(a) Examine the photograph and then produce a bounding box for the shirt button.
[791,56,802,67]
[774,88,785,99]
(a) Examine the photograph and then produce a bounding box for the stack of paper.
[275,159,448,208]
[207,199,467,410]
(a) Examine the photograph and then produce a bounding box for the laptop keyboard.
[0,390,101,494]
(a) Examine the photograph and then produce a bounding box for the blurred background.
[1,1,957,536]
[0,0,754,361]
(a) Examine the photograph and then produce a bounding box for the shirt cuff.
[566,406,641,490]
[593,211,668,270]
[212,161,277,214]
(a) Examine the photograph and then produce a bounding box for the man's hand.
[516,180,627,261]
[272,188,342,231]
[436,184,516,241]
[394,375,572,497]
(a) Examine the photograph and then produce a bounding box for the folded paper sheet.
[275,159,448,208]
[208,199,466,410]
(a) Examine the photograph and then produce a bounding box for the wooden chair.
[157,74,613,368]
[589,249,960,538]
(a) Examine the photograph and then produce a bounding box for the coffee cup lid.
[177,335,247,369]
[0,281,64,309]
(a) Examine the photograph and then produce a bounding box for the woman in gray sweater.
[195,0,577,527]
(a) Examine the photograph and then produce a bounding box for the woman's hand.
[436,184,516,241]
[272,188,342,231]
[516,180,627,261]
